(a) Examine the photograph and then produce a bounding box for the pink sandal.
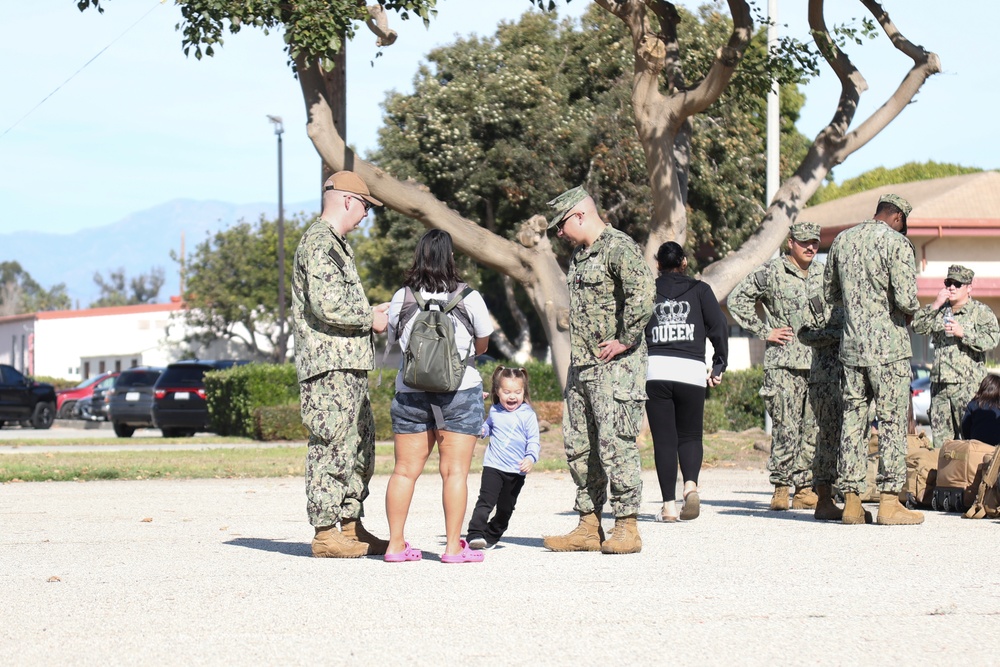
[384,542,423,563]
[440,539,484,564]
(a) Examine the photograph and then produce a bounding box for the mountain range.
[2,198,318,309]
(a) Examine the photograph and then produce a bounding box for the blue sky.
[1,0,996,235]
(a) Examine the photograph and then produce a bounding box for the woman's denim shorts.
[391,386,484,436]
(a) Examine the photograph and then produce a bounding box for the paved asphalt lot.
[3,468,1000,665]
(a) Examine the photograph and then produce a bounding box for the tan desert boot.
[340,518,389,556]
[813,484,843,521]
[542,512,605,552]
[841,493,867,525]
[600,516,642,555]
[791,486,818,509]
[769,485,790,511]
[876,492,925,525]
[312,526,368,558]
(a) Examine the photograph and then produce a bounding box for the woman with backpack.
[383,230,494,563]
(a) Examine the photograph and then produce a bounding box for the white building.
[0,300,259,381]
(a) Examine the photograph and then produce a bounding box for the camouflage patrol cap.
[878,193,912,218]
[789,222,821,242]
[947,264,974,285]
[547,186,590,229]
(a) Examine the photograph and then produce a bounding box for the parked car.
[108,367,165,438]
[0,364,56,429]
[55,371,115,419]
[911,361,932,382]
[78,373,120,422]
[911,375,931,425]
[151,360,249,437]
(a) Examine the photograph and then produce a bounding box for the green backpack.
[398,285,475,392]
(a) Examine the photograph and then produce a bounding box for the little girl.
[466,366,540,550]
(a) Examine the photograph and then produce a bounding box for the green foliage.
[706,366,765,431]
[811,162,984,204]
[78,0,437,73]
[90,267,165,308]
[205,363,300,437]
[703,398,728,434]
[255,404,308,441]
[477,359,562,402]
[177,213,307,362]
[369,369,399,441]
[0,261,70,314]
[32,375,76,390]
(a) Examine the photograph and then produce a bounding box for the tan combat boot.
[312,526,368,558]
[813,484,843,521]
[841,493,866,525]
[542,512,605,552]
[876,492,925,525]
[792,486,819,509]
[600,516,642,555]
[340,518,389,556]
[769,485,790,511]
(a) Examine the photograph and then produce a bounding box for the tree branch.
[363,2,397,47]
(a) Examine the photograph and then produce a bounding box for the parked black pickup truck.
[0,364,56,429]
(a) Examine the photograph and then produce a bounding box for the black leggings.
[646,380,706,502]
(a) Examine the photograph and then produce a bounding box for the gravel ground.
[2,468,999,665]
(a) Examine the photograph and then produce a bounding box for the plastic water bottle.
[943,305,954,338]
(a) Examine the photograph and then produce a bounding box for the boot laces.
[610,520,627,541]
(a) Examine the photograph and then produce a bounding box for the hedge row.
[207,362,765,441]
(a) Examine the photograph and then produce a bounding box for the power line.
[0,1,166,141]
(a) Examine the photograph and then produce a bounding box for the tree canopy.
[0,261,70,315]
[176,214,305,362]
[90,267,165,308]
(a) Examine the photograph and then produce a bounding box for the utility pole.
[267,115,286,361]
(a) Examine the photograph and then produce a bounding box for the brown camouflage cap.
[547,186,589,229]
[878,193,912,218]
[790,222,821,242]
[947,264,974,284]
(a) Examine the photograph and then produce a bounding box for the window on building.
[99,361,106,373]
[84,362,90,378]
[115,360,121,372]
[131,358,138,368]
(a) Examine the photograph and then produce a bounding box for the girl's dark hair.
[403,229,461,292]
[974,374,1000,410]
[655,241,686,273]
[490,366,530,406]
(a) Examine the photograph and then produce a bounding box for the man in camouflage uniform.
[541,186,654,555]
[292,170,391,557]
[912,264,1000,446]
[729,222,823,511]
[824,193,923,525]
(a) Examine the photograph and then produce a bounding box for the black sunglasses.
[556,211,580,232]
[944,279,964,288]
[324,186,374,213]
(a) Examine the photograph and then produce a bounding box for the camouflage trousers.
[930,381,977,447]
[563,364,643,518]
[301,370,376,527]
[760,368,814,488]
[839,360,909,494]
[809,380,842,487]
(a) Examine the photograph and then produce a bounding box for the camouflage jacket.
[291,217,375,381]
[567,226,654,391]
[823,220,919,367]
[728,255,819,370]
[912,298,999,383]
[797,279,844,384]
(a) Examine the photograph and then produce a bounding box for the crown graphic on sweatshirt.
[653,299,691,325]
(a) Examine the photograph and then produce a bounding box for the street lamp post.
[267,115,286,360]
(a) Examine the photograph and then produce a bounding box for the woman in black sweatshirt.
[644,242,729,522]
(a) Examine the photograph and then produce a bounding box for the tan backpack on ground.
[902,433,937,508]
[963,450,1000,519]
[860,432,932,503]
[933,439,996,512]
